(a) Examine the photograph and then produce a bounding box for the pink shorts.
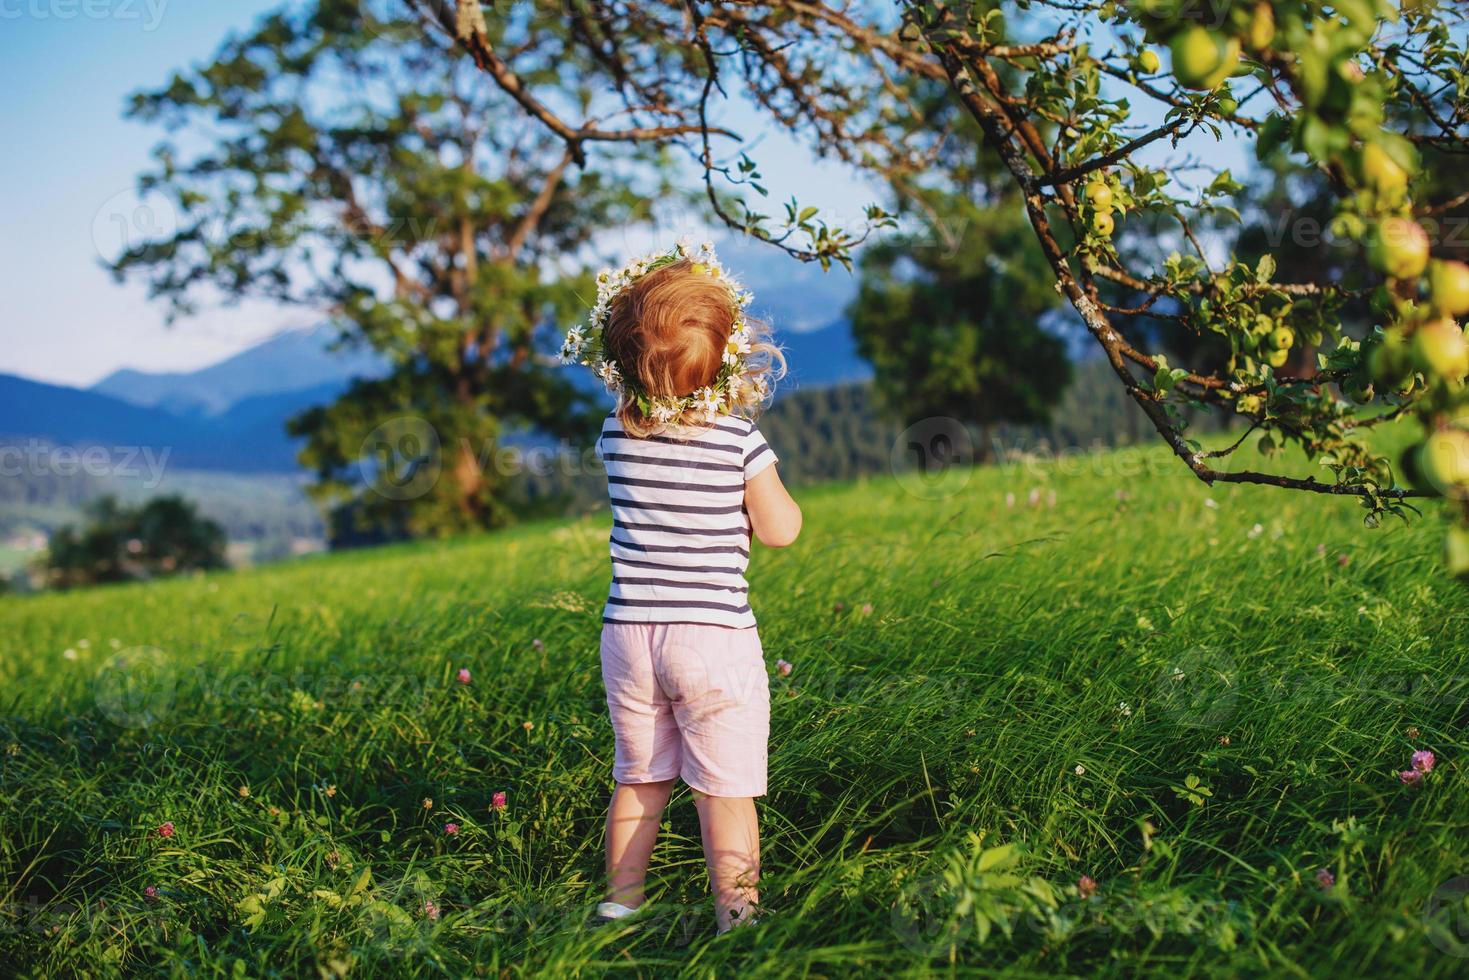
[600,623,770,798]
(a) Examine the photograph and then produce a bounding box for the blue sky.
[0,1,301,387]
[0,1,886,388]
[0,2,1247,389]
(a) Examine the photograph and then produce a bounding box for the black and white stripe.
[597,412,777,628]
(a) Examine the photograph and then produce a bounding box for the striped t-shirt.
[596,412,778,628]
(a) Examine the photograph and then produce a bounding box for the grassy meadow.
[2,431,1468,977]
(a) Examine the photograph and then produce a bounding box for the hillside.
[0,372,312,473]
[90,325,388,417]
[1,432,1465,975]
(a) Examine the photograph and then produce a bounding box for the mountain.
[91,325,387,416]
[776,318,872,389]
[21,258,869,475]
[1,372,209,448]
[0,373,310,472]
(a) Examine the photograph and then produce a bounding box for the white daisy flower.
[694,386,722,416]
[724,329,752,366]
[596,361,622,392]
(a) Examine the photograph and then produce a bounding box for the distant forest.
[3,357,1226,579]
[513,358,1224,516]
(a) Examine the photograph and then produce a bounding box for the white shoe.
[593,901,640,925]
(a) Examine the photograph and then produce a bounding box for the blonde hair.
[603,258,784,436]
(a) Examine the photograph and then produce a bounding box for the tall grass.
[1,435,1467,977]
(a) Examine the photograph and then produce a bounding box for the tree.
[46,496,226,589]
[850,194,1071,460]
[426,0,1469,575]
[112,0,687,537]
[848,77,1071,460]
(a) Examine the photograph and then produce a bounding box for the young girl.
[561,241,802,934]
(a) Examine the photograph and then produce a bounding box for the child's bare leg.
[693,791,760,931]
[605,779,676,907]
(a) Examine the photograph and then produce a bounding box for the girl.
[561,241,802,934]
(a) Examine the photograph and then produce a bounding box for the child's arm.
[745,466,802,548]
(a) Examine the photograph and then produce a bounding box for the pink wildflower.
[457,668,472,685]
[144,886,159,901]
[156,821,175,839]
[1412,750,1435,772]
[776,659,793,677]
[1078,875,1098,899]
[1399,769,1424,786]
[532,639,544,652]
[1316,868,1335,889]
[491,791,507,811]
[424,899,439,920]
[444,823,460,836]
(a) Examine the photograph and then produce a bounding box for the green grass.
[2,434,1468,977]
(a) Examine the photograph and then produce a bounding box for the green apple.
[1269,326,1296,350]
[1447,526,1469,578]
[1208,38,1243,89]
[1251,313,1274,336]
[1086,180,1113,210]
[1369,329,1411,385]
[1367,217,1430,280]
[1419,428,1469,493]
[1171,27,1237,91]
[1411,318,1469,380]
[1236,393,1263,414]
[1428,259,1469,317]
[1136,49,1161,74]
[1249,1,1276,50]
[1359,143,1408,196]
[1092,212,1115,238]
[1265,346,1289,368]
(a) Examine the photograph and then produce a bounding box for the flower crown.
[560,240,765,427]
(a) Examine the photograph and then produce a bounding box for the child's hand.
[745,466,802,548]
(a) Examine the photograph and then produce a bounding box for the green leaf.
[1256,254,1276,284]
[976,843,1020,873]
